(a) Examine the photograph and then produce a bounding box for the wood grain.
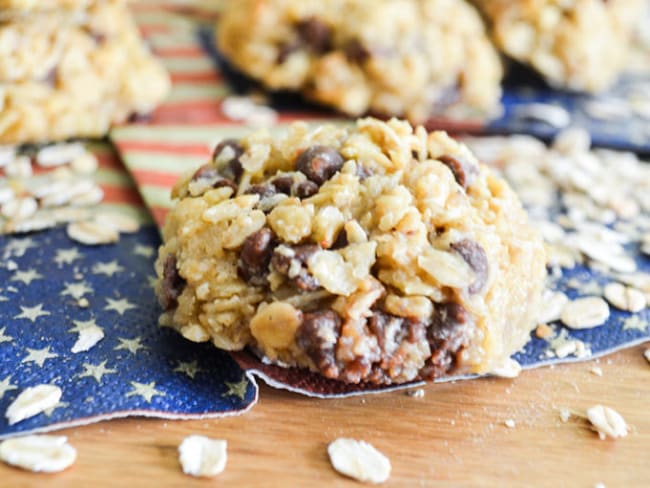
[1,344,648,487]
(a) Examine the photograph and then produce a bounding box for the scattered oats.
[559,407,571,423]
[590,366,603,377]
[548,329,589,359]
[67,220,119,245]
[504,419,516,429]
[40,179,95,207]
[535,323,554,339]
[406,388,425,398]
[515,103,571,128]
[328,438,391,484]
[560,296,610,330]
[5,385,62,425]
[6,260,18,271]
[178,435,227,478]
[552,127,591,154]
[0,186,14,205]
[0,145,16,167]
[603,282,646,312]
[4,155,32,179]
[69,186,104,206]
[537,290,568,324]
[489,358,521,378]
[71,326,104,353]
[643,349,650,364]
[70,152,99,174]
[3,215,57,234]
[0,435,76,473]
[93,212,140,234]
[583,98,632,121]
[36,143,85,167]
[1,197,37,221]
[569,236,636,274]
[78,298,89,308]
[221,95,278,128]
[586,405,628,440]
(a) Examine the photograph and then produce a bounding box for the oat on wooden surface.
[178,435,227,478]
[0,435,76,473]
[328,438,391,484]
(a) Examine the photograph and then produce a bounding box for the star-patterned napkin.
[0,226,256,440]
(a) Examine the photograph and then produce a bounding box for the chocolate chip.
[191,164,238,193]
[295,17,332,54]
[421,302,471,379]
[451,239,488,294]
[295,146,345,185]
[344,39,370,63]
[245,184,276,199]
[127,112,152,123]
[271,176,294,195]
[277,40,301,64]
[212,139,244,182]
[238,228,277,286]
[330,228,348,250]
[296,181,319,199]
[161,255,186,310]
[271,245,321,291]
[296,310,342,378]
[438,155,478,190]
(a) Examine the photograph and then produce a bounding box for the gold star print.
[126,381,165,403]
[22,346,58,368]
[115,337,146,355]
[104,298,136,315]
[173,360,203,379]
[54,248,82,266]
[0,375,17,400]
[0,326,13,344]
[61,282,94,300]
[134,245,155,258]
[92,260,124,277]
[623,316,648,333]
[43,401,69,417]
[11,269,43,285]
[224,377,249,401]
[78,361,117,383]
[14,304,50,322]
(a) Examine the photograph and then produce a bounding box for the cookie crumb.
[504,419,516,429]
[328,438,391,484]
[535,323,554,339]
[406,388,425,398]
[590,366,603,377]
[559,407,571,423]
[178,435,227,478]
[586,405,628,440]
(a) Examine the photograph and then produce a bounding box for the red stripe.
[151,206,169,227]
[100,184,145,206]
[116,140,212,157]
[138,24,171,36]
[156,46,206,58]
[170,72,221,84]
[131,169,183,187]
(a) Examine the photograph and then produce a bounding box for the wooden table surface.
[2,344,648,487]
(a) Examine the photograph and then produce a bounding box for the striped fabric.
[111,1,359,228]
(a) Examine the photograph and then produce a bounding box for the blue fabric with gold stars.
[0,226,256,440]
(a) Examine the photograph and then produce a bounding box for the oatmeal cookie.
[217,0,502,122]
[155,118,546,385]
[471,0,646,92]
[0,0,170,144]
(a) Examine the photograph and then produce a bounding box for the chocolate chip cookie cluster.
[0,0,170,144]
[155,118,546,384]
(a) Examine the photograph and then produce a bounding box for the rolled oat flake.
[0,435,77,473]
[328,438,391,484]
